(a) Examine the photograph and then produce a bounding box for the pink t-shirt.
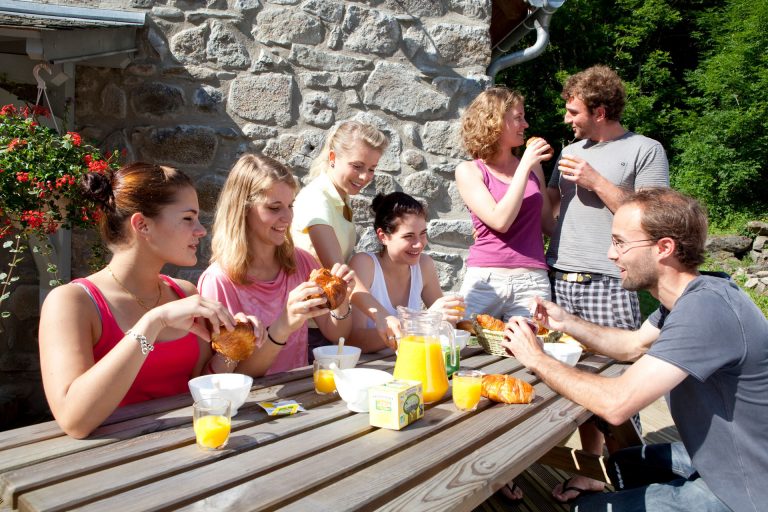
[197,249,319,375]
[74,276,200,407]
[466,160,548,270]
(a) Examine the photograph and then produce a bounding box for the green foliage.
[671,0,768,224]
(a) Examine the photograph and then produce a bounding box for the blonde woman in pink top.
[198,154,355,376]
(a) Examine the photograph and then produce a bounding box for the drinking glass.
[193,398,231,450]
[452,370,484,411]
[313,359,337,394]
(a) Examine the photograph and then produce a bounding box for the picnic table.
[0,345,625,512]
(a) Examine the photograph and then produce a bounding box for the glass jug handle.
[439,321,456,367]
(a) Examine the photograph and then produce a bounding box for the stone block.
[229,74,295,127]
[263,130,324,168]
[170,24,209,65]
[130,82,184,117]
[427,219,472,248]
[234,0,262,12]
[341,5,401,56]
[363,62,450,120]
[288,44,372,71]
[338,71,368,88]
[447,0,492,19]
[402,149,426,170]
[426,23,491,68]
[134,126,218,167]
[101,84,127,118]
[255,8,324,46]
[207,21,251,69]
[300,92,337,128]
[705,235,753,257]
[299,72,339,88]
[379,0,447,17]
[351,195,373,224]
[242,124,278,139]
[130,0,155,7]
[344,89,361,108]
[301,0,344,22]
[355,226,380,254]
[752,236,767,252]
[421,120,463,158]
[152,6,185,20]
[193,85,223,110]
[250,49,289,73]
[744,277,759,289]
[195,173,227,213]
[746,221,768,236]
[187,10,243,23]
[403,170,446,201]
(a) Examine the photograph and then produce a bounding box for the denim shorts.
[460,267,551,321]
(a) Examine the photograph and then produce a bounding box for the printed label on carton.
[368,380,423,430]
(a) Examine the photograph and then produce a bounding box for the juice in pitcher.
[393,335,449,403]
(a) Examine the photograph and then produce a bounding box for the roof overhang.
[0,0,146,67]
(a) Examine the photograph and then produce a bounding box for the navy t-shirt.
[647,275,768,511]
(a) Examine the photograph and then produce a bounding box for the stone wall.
[1,0,493,429]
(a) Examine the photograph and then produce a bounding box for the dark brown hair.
[562,65,626,121]
[624,188,708,270]
[81,162,193,246]
[371,192,426,235]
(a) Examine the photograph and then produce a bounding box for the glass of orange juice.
[452,370,484,411]
[193,398,231,450]
[313,359,337,394]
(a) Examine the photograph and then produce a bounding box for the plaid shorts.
[550,272,641,329]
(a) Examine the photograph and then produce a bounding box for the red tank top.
[74,276,200,406]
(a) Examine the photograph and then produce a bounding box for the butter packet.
[257,400,305,416]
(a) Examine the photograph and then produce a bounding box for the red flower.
[67,132,82,146]
[0,104,17,117]
[31,105,50,118]
[7,138,27,151]
[16,172,30,183]
[87,159,109,173]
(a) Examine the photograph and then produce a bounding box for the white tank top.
[365,252,423,327]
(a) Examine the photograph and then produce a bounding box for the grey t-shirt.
[647,276,768,512]
[546,132,669,276]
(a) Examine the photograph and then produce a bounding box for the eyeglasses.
[611,236,658,253]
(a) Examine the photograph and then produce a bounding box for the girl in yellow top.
[292,120,400,355]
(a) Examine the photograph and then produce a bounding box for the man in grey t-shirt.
[545,66,669,500]
[503,189,768,512]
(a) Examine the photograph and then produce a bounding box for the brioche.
[308,268,347,310]
[476,314,505,332]
[210,320,256,361]
[481,374,535,404]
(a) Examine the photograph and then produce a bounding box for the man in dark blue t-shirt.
[502,188,767,512]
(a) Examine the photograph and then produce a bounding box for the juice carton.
[368,380,424,430]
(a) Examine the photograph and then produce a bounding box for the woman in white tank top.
[347,192,465,352]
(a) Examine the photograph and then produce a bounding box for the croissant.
[476,314,505,332]
[481,374,535,404]
[308,268,347,310]
[210,320,256,361]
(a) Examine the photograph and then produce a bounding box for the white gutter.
[487,0,565,78]
[0,0,146,26]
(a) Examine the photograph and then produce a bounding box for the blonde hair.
[308,120,389,180]
[461,86,524,161]
[211,154,298,284]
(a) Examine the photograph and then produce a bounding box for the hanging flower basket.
[0,103,120,318]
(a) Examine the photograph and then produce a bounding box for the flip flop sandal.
[493,481,523,504]
[554,477,603,504]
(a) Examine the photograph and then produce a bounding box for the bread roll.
[525,136,554,157]
[211,320,256,361]
[481,374,535,404]
[308,268,347,310]
[456,320,476,335]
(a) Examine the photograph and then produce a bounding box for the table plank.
[274,359,616,511]
[375,363,628,512]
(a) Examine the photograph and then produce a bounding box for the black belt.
[550,269,603,284]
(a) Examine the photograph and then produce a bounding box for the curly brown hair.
[624,188,708,271]
[460,87,524,161]
[561,65,626,121]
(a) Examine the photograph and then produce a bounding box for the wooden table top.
[0,346,623,512]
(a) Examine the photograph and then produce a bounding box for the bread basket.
[472,318,511,357]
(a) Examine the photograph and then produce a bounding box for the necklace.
[106,266,162,311]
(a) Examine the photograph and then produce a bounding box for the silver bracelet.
[330,303,352,320]
[126,330,154,356]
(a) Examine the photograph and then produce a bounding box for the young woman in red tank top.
[38,163,265,439]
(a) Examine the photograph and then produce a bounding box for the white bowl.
[313,345,361,369]
[543,343,583,367]
[332,367,393,412]
[453,329,470,351]
[188,373,253,416]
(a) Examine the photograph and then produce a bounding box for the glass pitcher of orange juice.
[393,307,456,403]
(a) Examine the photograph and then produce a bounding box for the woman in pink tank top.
[455,87,558,503]
[38,163,264,439]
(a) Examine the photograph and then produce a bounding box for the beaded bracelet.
[126,330,154,355]
[267,328,286,346]
[330,303,352,320]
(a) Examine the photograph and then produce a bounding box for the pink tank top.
[466,160,548,270]
[74,276,200,407]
